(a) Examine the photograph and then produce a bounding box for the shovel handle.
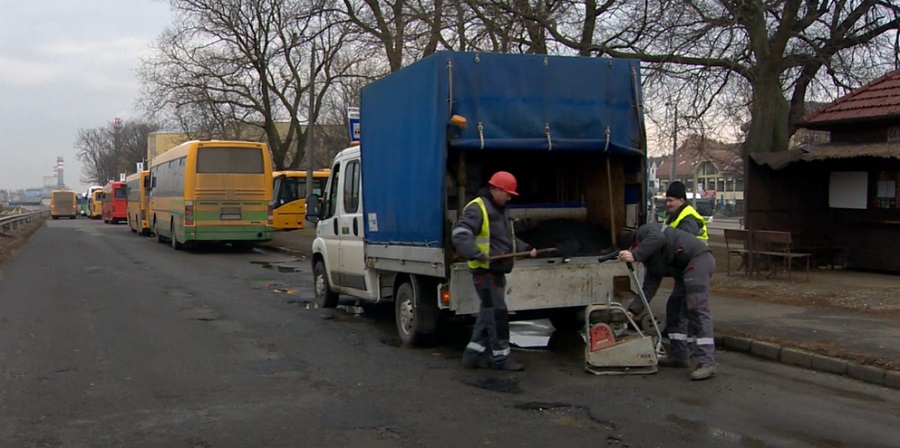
[488,247,557,261]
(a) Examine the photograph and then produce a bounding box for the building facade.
[651,136,745,216]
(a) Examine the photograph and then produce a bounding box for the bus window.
[197,147,264,173]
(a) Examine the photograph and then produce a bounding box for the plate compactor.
[585,255,666,375]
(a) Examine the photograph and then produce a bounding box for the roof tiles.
[802,70,900,126]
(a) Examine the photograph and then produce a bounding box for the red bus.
[102,181,127,224]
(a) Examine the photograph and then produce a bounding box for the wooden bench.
[750,230,811,281]
[723,229,751,276]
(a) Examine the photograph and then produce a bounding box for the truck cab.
[309,146,374,303]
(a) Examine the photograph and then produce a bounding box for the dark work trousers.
[463,271,511,366]
[665,252,716,365]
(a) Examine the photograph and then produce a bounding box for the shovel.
[488,241,582,261]
[489,248,559,261]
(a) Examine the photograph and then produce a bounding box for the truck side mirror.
[305,194,320,224]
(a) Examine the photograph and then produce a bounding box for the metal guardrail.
[0,210,47,234]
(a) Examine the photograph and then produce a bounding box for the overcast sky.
[0,1,172,192]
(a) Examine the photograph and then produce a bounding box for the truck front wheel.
[314,260,339,308]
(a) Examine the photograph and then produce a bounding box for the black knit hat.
[666,181,687,200]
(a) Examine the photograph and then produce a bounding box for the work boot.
[690,364,717,381]
[493,358,525,371]
[462,351,491,369]
[658,357,692,368]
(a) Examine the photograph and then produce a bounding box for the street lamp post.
[670,104,677,186]
[113,117,123,182]
[304,41,316,222]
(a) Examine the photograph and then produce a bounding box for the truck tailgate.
[448,257,635,315]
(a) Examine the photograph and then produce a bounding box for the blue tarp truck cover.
[360,51,646,247]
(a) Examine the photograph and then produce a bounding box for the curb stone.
[884,371,900,389]
[750,341,781,360]
[811,354,848,375]
[779,348,813,369]
[720,334,898,390]
[847,364,886,385]
[721,336,752,352]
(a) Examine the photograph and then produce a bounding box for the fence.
[0,210,47,235]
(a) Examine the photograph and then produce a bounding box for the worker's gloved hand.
[618,250,635,263]
[529,248,538,258]
[475,252,489,262]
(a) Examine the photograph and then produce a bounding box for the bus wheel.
[314,260,339,309]
[170,222,183,251]
[156,221,166,244]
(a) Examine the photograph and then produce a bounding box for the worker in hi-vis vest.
[628,180,709,318]
[452,171,536,372]
[663,181,708,243]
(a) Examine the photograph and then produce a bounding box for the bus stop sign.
[348,107,360,143]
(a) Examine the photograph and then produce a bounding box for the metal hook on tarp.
[478,122,485,149]
[545,123,553,151]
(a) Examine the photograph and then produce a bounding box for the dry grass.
[0,216,46,266]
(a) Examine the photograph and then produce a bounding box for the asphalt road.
[1,218,899,447]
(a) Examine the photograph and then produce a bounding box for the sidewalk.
[262,228,900,388]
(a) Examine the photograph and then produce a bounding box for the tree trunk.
[742,72,790,155]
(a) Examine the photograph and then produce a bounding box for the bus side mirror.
[305,194,320,224]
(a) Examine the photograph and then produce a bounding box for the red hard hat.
[488,171,518,196]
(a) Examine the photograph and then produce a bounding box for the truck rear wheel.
[395,281,438,346]
[395,282,420,346]
[314,260,338,308]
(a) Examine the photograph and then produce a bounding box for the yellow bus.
[272,169,330,230]
[126,171,151,235]
[148,140,274,250]
[89,190,104,219]
[50,190,77,219]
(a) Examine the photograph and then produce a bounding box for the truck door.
[338,158,368,292]
[318,162,342,287]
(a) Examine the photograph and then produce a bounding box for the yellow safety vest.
[668,205,709,242]
[466,198,491,270]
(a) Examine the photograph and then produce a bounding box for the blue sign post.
[348,107,360,143]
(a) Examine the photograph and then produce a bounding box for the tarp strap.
[545,123,552,151]
[447,59,454,115]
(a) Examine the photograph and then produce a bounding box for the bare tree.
[140,0,367,170]
[327,0,460,71]
[575,0,900,155]
[141,0,307,169]
[76,119,162,185]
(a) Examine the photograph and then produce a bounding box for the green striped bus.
[148,140,274,250]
